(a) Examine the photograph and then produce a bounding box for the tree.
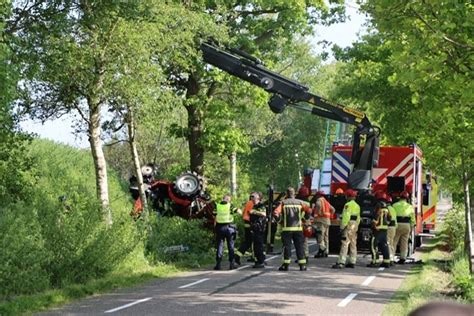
[165,0,346,177]
[335,1,473,271]
[7,1,222,224]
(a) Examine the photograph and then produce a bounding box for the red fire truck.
[327,143,437,254]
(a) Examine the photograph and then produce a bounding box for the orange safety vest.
[316,197,332,219]
[242,200,254,222]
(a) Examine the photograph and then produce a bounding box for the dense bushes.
[146,215,214,268]
[441,205,473,302]
[442,205,465,251]
[0,140,141,298]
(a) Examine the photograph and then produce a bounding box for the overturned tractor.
[129,164,214,225]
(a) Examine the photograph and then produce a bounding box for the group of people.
[331,188,415,269]
[212,186,415,271]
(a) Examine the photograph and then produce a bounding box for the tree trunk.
[185,75,204,175]
[230,151,237,196]
[462,160,473,273]
[127,108,148,212]
[88,102,112,225]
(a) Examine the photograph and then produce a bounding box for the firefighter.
[332,189,360,269]
[386,195,397,265]
[296,186,311,261]
[392,191,415,264]
[213,194,238,270]
[234,194,255,266]
[313,191,335,258]
[249,192,267,268]
[274,187,312,271]
[367,200,391,268]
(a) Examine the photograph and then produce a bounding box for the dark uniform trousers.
[237,223,254,258]
[282,231,305,264]
[370,229,390,264]
[215,223,236,263]
[252,225,266,264]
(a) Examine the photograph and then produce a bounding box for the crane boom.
[200,42,380,190]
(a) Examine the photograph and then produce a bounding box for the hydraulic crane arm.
[200,42,380,190]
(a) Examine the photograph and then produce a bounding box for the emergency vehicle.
[327,143,438,254]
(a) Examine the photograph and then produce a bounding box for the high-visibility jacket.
[374,207,389,230]
[340,200,360,229]
[392,200,415,225]
[216,202,233,224]
[314,197,335,225]
[274,198,311,232]
[388,205,397,227]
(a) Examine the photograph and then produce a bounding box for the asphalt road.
[39,243,416,316]
[40,200,453,316]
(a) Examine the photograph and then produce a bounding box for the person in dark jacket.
[249,192,267,268]
[274,187,312,271]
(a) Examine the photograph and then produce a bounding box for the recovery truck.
[326,144,438,254]
[200,42,436,255]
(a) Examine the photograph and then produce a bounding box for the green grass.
[0,257,204,316]
[382,236,470,316]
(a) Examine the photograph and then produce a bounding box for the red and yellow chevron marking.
[423,205,436,226]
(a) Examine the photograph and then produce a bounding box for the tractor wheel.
[175,171,205,198]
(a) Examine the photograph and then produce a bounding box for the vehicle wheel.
[175,171,205,198]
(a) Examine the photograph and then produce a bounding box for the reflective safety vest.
[393,200,415,225]
[341,200,361,228]
[279,198,311,232]
[316,197,332,219]
[376,207,389,230]
[388,205,397,227]
[216,202,233,224]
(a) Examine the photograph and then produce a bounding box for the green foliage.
[0,201,50,296]
[146,215,214,268]
[441,205,466,251]
[0,139,141,297]
[451,247,474,302]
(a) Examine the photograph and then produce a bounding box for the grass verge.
[382,235,470,316]
[0,250,214,316]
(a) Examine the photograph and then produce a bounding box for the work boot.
[252,263,265,269]
[366,262,379,268]
[345,263,355,268]
[299,264,307,271]
[213,263,222,270]
[234,255,241,266]
[278,264,289,271]
[397,258,406,264]
[314,250,327,258]
[332,263,344,269]
[229,261,236,270]
[380,262,390,268]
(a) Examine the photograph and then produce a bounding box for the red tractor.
[129,164,215,226]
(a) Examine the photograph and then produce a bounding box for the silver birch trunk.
[230,151,237,196]
[127,108,148,212]
[89,103,112,225]
[462,164,473,274]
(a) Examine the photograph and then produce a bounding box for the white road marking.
[179,278,210,289]
[337,293,358,307]
[104,297,152,313]
[378,267,385,271]
[235,265,251,270]
[362,276,376,286]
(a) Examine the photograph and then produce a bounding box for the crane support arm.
[200,42,380,190]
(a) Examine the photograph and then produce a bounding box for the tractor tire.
[174,171,205,198]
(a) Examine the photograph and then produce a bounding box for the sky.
[19,2,367,149]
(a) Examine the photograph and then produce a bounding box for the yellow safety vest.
[216,202,233,224]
